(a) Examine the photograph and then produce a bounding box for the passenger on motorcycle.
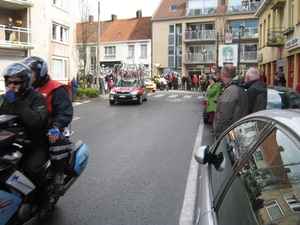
[21,56,73,196]
[0,62,50,218]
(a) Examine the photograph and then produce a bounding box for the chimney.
[111,14,117,21]
[136,10,142,19]
[88,15,94,23]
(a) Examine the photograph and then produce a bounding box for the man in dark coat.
[245,67,267,114]
[4,17,13,41]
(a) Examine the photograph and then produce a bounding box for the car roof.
[243,108,300,133]
[267,85,296,92]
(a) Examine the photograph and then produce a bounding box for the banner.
[218,44,238,66]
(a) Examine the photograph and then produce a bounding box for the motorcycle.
[0,114,89,225]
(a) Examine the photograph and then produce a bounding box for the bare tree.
[76,0,95,88]
[214,2,229,69]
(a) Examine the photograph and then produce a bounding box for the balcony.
[271,0,285,10]
[228,27,259,39]
[227,2,260,13]
[266,27,284,47]
[282,27,294,36]
[183,51,257,64]
[185,29,215,41]
[0,0,34,9]
[0,25,34,49]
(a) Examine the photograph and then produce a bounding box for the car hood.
[145,82,154,86]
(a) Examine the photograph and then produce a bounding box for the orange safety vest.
[36,79,72,124]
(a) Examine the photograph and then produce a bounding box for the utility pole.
[96,1,100,87]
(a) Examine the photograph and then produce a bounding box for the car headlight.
[110,89,116,94]
[131,90,139,95]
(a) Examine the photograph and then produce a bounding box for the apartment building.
[151,0,260,78]
[255,0,300,89]
[76,10,152,78]
[0,0,78,92]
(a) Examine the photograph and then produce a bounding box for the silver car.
[194,109,300,225]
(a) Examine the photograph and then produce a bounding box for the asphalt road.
[25,90,214,225]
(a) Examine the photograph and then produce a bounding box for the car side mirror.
[194,145,225,171]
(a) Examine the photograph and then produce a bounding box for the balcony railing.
[0,0,34,8]
[267,27,284,47]
[0,25,34,49]
[184,28,259,41]
[228,27,259,39]
[186,2,261,16]
[185,30,215,40]
[183,51,257,63]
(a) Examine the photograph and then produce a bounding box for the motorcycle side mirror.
[194,145,225,171]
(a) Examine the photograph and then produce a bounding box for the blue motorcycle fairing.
[73,143,89,176]
[0,190,22,225]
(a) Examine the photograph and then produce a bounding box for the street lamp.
[237,24,245,76]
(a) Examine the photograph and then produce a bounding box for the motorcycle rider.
[0,63,50,218]
[21,56,73,195]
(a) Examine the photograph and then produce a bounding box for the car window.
[217,125,300,225]
[267,90,300,109]
[116,80,139,87]
[211,121,268,197]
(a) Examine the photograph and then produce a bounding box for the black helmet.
[20,56,48,81]
[2,63,33,93]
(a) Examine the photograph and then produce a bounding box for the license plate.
[119,95,125,98]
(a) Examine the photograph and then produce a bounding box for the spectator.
[181,74,187,90]
[71,77,78,102]
[245,67,267,114]
[206,77,221,133]
[274,72,286,87]
[192,74,199,90]
[4,17,13,41]
[295,81,300,94]
[213,64,248,138]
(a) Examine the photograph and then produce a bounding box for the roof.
[76,14,152,43]
[152,0,186,19]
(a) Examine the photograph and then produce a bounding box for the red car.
[109,79,148,105]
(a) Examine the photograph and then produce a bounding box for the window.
[52,23,69,44]
[169,25,174,34]
[290,1,294,26]
[128,45,134,58]
[52,57,68,79]
[284,194,300,212]
[52,0,68,11]
[254,151,263,161]
[140,45,147,58]
[265,200,284,220]
[169,4,178,11]
[104,46,116,58]
[90,47,96,73]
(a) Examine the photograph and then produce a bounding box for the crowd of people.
[152,73,220,92]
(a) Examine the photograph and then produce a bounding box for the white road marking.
[183,95,192,99]
[153,94,165,97]
[179,124,204,225]
[168,95,178,98]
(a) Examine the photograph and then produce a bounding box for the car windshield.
[116,80,139,87]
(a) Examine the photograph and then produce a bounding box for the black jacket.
[245,79,267,114]
[0,89,48,148]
